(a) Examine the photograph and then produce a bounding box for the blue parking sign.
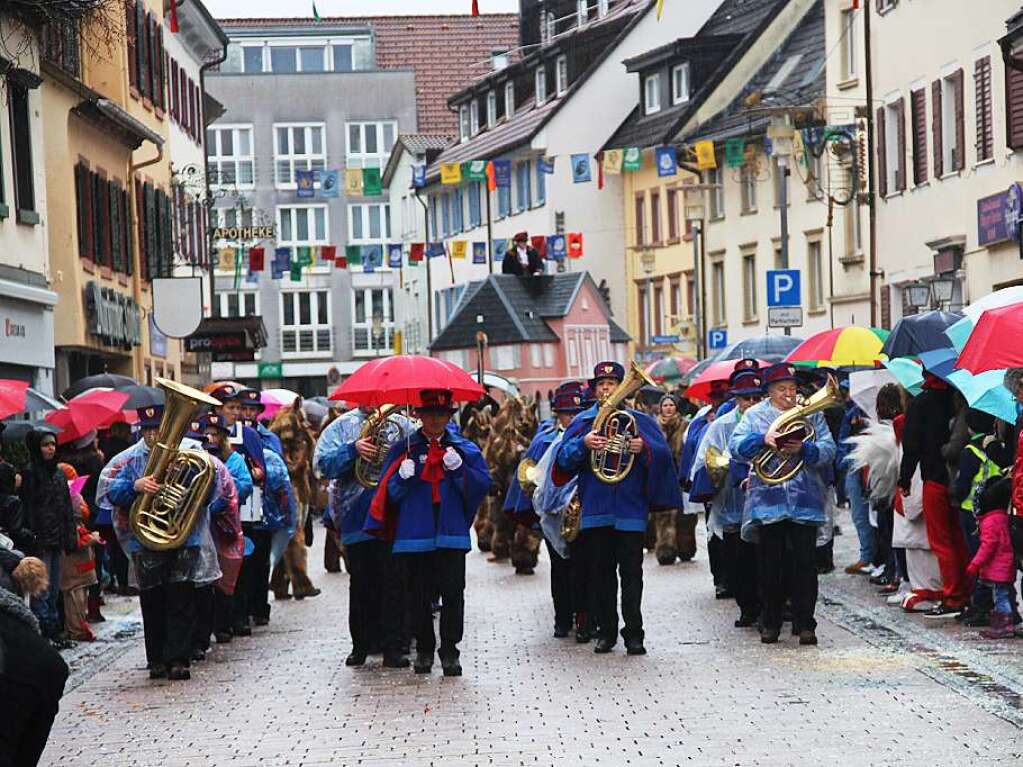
[708,328,728,349]
[766,269,801,307]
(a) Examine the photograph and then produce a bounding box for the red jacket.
[967,509,1016,583]
[1013,428,1023,515]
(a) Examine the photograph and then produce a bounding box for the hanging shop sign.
[976,182,1023,248]
[212,225,276,241]
[84,281,142,349]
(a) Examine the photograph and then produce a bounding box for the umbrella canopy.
[25,388,64,414]
[785,326,889,368]
[112,385,165,410]
[330,355,485,407]
[1,419,59,445]
[848,368,898,421]
[0,380,29,420]
[260,388,302,420]
[714,334,804,363]
[918,348,958,383]
[882,358,924,396]
[644,356,697,383]
[469,371,521,396]
[46,389,131,444]
[955,303,1023,374]
[62,373,138,400]
[685,359,770,404]
[881,310,962,358]
[947,368,1017,424]
[947,291,1023,350]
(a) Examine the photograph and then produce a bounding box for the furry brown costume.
[648,410,695,565]
[463,407,495,552]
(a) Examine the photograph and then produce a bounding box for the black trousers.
[347,540,404,655]
[569,529,597,630]
[213,586,233,635]
[875,500,895,575]
[139,580,196,667]
[705,509,727,587]
[758,521,818,632]
[545,537,574,630]
[591,527,645,644]
[97,523,129,590]
[233,526,272,627]
[722,531,760,618]
[192,584,214,652]
[402,549,466,659]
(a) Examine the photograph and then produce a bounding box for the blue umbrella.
[918,348,957,383]
[947,368,1016,424]
[881,310,962,358]
[882,358,924,395]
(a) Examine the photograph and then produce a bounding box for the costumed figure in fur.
[463,406,495,551]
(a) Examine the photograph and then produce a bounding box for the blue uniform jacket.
[554,405,682,532]
[221,451,253,509]
[367,428,491,553]
[504,424,559,523]
[259,449,295,532]
[257,424,285,457]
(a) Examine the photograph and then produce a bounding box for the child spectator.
[57,464,102,642]
[966,476,1016,640]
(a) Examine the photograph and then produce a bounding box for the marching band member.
[314,403,414,669]
[690,365,764,628]
[237,387,285,457]
[553,362,682,656]
[729,363,837,646]
[367,389,492,677]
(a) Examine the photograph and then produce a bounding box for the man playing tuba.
[552,362,681,656]
[728,363,837,647]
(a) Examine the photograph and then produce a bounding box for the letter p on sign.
[766,269,800,307]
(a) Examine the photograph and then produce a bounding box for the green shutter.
[123,188,134,276]
[158,190,172,277]
[144,183,156,280]
[74,163,88,257]
[136,3,146,96]
[110,180,122,273]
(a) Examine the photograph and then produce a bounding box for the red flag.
[567,232,583,259]
[472,0,480,15]
[597,152,604,190]
[531,235,547,258]
[248,247,265,272]
[321,245,337,263]
[169,0,180,32]
[409,243,425,263]
[335,255,348,269]
[486,161,497,192]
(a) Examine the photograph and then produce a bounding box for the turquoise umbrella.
[882,358,924,395]
[947,368,1017,424]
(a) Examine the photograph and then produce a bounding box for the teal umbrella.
[947,368,1016,424]
[882,358,924,395]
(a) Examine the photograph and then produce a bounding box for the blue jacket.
[221,451,253,508]
[368,428,491,553]
[837,402,866,468]
[257,424,285,457]
[554,405,682,532]
[259,449,295,532]
[504,424,560,522]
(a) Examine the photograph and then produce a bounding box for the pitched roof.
[680,0,825,144]
[382,133,453,186]
[603,0,785,151]
[217,15,518,134]
[429,272,624,351]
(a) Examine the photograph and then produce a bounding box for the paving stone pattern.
[41,512,1023,766]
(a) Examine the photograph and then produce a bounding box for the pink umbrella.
[685,359,770,404]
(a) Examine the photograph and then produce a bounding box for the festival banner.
[623,147,642,172]
[290,261,303,282]
[320,169,340,197]
[362,244,383,272]
[694,140,717,169]
[273,247,290,279]
[656,146,678,177]
[248,247,265,272]
[602,149,624,175]
[567,232,583,259]
[538,157,556,174]
[345,244,363,266]
[296,246,313,267]
[440,163,462,185]
[426,242,446,258]
[571,154,591,183]
[472,241,487,264]
[450,240,468,259]
[362,167,383,196]
[531,235,548,258]
[491,160,512,189]
[492,239,509,261]
[464,160,488,182]
[725,138,746,167]
[296,169,316,198]
[387,243,403,268]
[218,246,237,272]
[344,168,363,196]
[547,234,567,260]
[321,245,337,263]
[409,242,425,263]
[412,165,427,188]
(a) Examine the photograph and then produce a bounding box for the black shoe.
[192,648,206,662]
[760,628,780,644]
[253,616,269,627]
[799,629,818,646]
[441,656,462,677]
[593,637,615,654]
[625,640,646,656]
[714,585,733,600]
[924,603,964,619]
[869,573,892,586]
[413,653,433,674]
[553,625,571,639]
[294,588,321,600]
[50,636,74,651]
[215,631,233,644]
[167,663,191,681]
[963,611,991,627]
[345,651,367,667]
[734,613,759,628]
[382,654,410,669]
[233,624,252,637]
[149,664,168,680]
[575,628,591,644]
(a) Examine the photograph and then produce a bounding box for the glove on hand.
[398,458,416,480]
[443,447,463,471]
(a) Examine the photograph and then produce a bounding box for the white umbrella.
[469,371,519,396]
[848,368,897,421]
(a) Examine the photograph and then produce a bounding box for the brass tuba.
[561,493,582,542]
[590,361,658,484]
[354,404,405,489]
[705,445,731,489]
[752,375,841,485]
[129,379,221,551]
[516,457,539,495]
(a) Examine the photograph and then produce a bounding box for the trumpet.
[517,458,539,495]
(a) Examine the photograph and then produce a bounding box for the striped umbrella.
[785,326,889,368]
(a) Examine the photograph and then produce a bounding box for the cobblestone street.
[41,514,1023,766]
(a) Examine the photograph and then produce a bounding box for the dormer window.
[597,0,609,17]
[556,55,568,96]
[535,66,547,105]
[487,90,497,127]
[470,100,480,134]
[644,72,661,115]
[577,0,588,25]
[505,81,516,119]
[459,104,470,141]
[672,62,690,105]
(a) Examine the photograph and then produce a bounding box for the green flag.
[362,167,382,196]
[297,246,313,266]
[725,138,746,167]
[464,160,488,182]
[623,147,642,172]
[345,244,362,265]
[290,260,302,282]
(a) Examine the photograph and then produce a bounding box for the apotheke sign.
[212,226,275,241]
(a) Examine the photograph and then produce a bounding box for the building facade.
[0,13,58,394]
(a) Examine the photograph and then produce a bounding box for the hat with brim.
[237,387,265,412]
[209,383,241,403]
[201,414,231,434]
[763,363,799,387]
[415,389,457,414]
[137,405,164,429]
[588,361,624,388]
[730,370,764,398]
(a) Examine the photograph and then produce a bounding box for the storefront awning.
[185,316,268,362]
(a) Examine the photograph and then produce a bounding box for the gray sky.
[201,0,519,19]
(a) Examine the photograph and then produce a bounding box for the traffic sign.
[708,328,728,349]
[766,269,801,307]
[651,334,681,345]
[767,306,804,328]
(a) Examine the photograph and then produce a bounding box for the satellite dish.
[152,277,204,338]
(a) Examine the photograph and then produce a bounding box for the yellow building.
[42,0,181,392]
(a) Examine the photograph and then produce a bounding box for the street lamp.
[905,282,931,309]
[768,114,795,336]
[930,276,954,305]
[682,180,708,359]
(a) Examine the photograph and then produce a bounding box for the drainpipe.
[864,1,879,327]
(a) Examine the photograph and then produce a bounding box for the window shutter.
[126,1,137,90]
[159,191,172,278]
[953,68,965,170]
[75,163,91,259]
[123,188,134,276]
[975,57,993,161]
[910,88,927,184]
[876,106,887,198]
[135,3,146,95]
[895,97,906,191]
[1006,63,1023,149]
[931,79,943,177]
[144,184,157,280]
[92,172,106,267]
[880,284,891,330]
[110,180,122,273]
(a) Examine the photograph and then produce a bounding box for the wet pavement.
[41,511,1023,766]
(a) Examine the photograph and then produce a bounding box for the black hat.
[589,361,624,387]
[237,388,265,412]
[416,389,457,413]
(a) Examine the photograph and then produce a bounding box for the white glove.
[398,458,416,480]
[443,447,463,471]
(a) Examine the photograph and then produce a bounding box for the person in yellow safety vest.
[950,408,1012,627]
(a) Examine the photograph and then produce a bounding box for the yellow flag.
[218,246,237,271]
[344,168,363,196]
[694,140,717,170]
[440,163,462,185]
[602,149,624,175]
[656,0,665,19]
[450,240,468,259]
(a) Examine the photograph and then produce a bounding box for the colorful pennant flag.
[602,149,623,175]
[493,239,509,261]
[362,245,383,272]
[450,241,468,259]
[725,138,746,167]
[273,247,290,279]
[656,146,678,177]
[571,154,591,183]
[694,140,717,169]
[538,157,555,174]
[547,235,567,260]
[335,253,348,269]
[567,232,583,259]
[440,163,462,185]
[290,261,303,282]
[531,235,548,259]
[319,244,336,263]
[320,169,340,197]
[218,246,237,272]
[296,169,316,198]
[486,161,497,192]
[412,166,427,188]
[344,169,363,196]
[623,147,642,172]
[409,242,425,263]
[362,167,383,196]
[387,243,403,268]
[492,160,512,189]
[296,246,313,267]
[248,247,265,272]
[345,244,362,266]
[464,160,488,182]
[426,242,446,258]
[472,242,487,264]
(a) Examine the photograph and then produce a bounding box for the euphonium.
[517,457,539,495]
[561,493,582,542]
[705,445,731,489]
[354,404,405,489]
[752,375,841,485]
[590,361,658,484]
[129,378,221,551]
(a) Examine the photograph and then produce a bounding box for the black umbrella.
[63,374,138,400]
[1,419,60,445]
[715,334,804,362]
[118,385,165,410]
[881,310,962,358]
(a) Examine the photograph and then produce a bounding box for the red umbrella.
[330,355,485,407]
[685,359,770,404]
[0,380,29,419]
[46,389,131,444]
[955,304,1023,374]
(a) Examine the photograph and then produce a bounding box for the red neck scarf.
[420,438,447,503]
